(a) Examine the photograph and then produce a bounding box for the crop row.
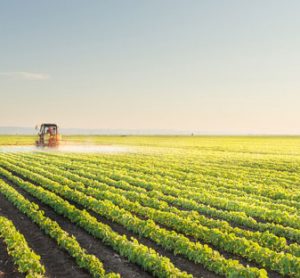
[0,179,119,278]
[39,152,300,203]
[0,160,267,278]
[19,153,300,244]
[0,215,45,278]
[8,154,300,257]
[32,153,300,229]
[0,166,192,278]
[6,157,300,277]
[31,152,300,214]
[86,158,300,217]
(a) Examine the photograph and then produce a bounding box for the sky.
[0,1,300,134]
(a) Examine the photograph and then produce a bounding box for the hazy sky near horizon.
[1,1,300,134]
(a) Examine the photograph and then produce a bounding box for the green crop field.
[0,136,300,278]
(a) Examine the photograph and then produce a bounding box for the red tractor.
[36,123,60,148]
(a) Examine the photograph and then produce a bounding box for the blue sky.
[1,1,299,133]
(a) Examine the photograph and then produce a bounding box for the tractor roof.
[41,123,58,127]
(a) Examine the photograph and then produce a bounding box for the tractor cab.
[36,123,60,148]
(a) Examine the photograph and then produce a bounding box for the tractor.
[36,123,60,148]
